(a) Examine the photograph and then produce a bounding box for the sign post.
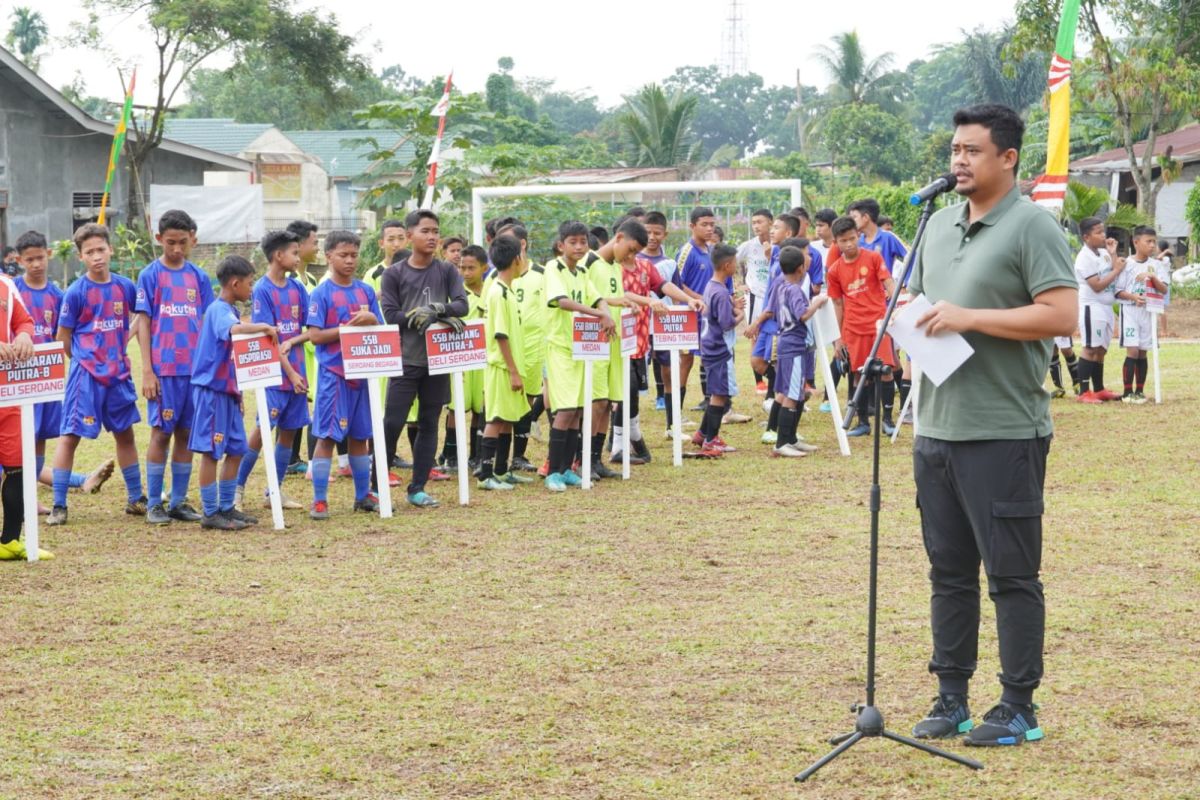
[809,298,852,456]
[650,306,700,467]
[1147,291,1165,404]
[619,311,637,479]
[341,325,405,518]
[0,342,67,562]
[573,314,610,488]
[891,360,922,444]
[426,319,488,505]
[232,333,286,529]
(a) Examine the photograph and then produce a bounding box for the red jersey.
[0,276,34,465]
[825,249,891,337]
[624,255,667,358]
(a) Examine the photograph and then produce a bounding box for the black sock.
[765,363,777,395]
[513,412,532,460]
[856,385,870,424]
[882,381,896,419]
[699,364,708,396]
[679,387,687,416]
[1122,357,1136,393]
[290,428,304,466]
[470,423,483,463]
[767,400,781,433]
[2,467,24,544]
[663,393,674,428]
[1065,353,1080,386]
[1136,357,1148,392]
[592,433,605,463]
[899,378,911,407]
[753,367,764,384]
[478,436,497,480]
[569,429,582,468]
[1049,359,1063,389]
[495,433,512,476]
[1078,359,1092,394]
[528,394,545,421]
[548,428,569,474]
[1093,359,1106,392]
[653,358,664,398]
[441,418,455,462]
[703,403,725,442]
[777,408,797,446]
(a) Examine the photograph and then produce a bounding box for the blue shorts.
[702,356,731,398]
[148,375,196,434]
[264,387,311,431]
[752,329,776,360]
[653,349,671,366]
[34,400,62,441]
[60,368,140,439]
[314,369,372,443]
[776,352,806,402]
[188,385,247,459]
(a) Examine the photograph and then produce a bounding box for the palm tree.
[618,84,703,168]
[5,7,48,66]
[813,31,904,112]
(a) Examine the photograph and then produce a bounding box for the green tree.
[76,0,369,228]
[813,31,906,112]
[819,104,918,183]
[5,6,48,68]
[485,57,537,121]
[1185,180,1200,259]
[1063,180,1109,223]
[537,91,603,136]
[618,84,702,169]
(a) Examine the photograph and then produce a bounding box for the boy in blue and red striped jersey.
[134,209,215,525]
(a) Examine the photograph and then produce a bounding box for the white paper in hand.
[888,294,974,386]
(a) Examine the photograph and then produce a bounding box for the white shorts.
[1053,336,1073,349]
[1118,304,1154,350]
[1080,303,1114,349]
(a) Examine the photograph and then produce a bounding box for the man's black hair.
[442,236,466,249]
[847,198,881,223]
[495,216,521,231]
[261,229,299,262]
[14,231,48,253]
[217,254,255,285]
[1079,217,1104,236]
[878,215,894,227]
[781,237,810,252]
[615,218,649,248]
[380,219,405,235]
[489,235,522,272]
[952,103,1025,173]
[158,209,197,235]
[1132,225,1158,239]
[286,220,318,240]
[590,225,610,246]
[485,218,499,240]
[496,223,528,243]
[324,230,361,252]
[777,213,801,237]
[751,208,774,220]
[611,214,631,233]
[814,208,837,225]
[779,246,806,275]
[711,243,738,268]
[404,209,439,230]
[624,206,647,218]
[644,211,668,228]
[461,244,488,264]
[690,207,715,224]
[788,206,810,222]
[713,226,725,241]
[559,220,589,241]
[1,246,14,257]
[831,217,858,238]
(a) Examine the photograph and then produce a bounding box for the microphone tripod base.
[794,704,983,783]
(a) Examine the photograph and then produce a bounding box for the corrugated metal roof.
[162,118,274,156]
[1071,123,1200,172]
[530,167,680,184]
[282,130,415,179]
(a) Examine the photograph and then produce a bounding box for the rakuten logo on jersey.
[94,318,125,332]
[160,303,197,317]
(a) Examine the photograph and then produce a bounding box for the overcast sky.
[29,0,1020,109]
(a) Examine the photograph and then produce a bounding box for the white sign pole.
[366,380,393,519]
[254,388,286,530]
[1151,310,1162,404]
[891,359,922,444]
[582,361,594,489]
[622,356,631,480]
[452,371,469,505]
[670,349,683,466]
[810,305,851,456]
[911,361,922,437]
[20,405,38,562]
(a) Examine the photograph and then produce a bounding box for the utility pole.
[720,0,748,77]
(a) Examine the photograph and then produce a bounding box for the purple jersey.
[135,259,215,376]
[58,274,137,386]
[306,279,383,377]
[15,277,64,344]
[700,279,737,360]
[190,299,241,396]
[772,280,811,357]
[252,275,308,392]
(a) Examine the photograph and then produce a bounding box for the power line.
[720,0,748,77]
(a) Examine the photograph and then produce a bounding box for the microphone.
[909,173,959,205]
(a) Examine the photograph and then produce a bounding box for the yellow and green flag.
[98,68,136,226]
[1032,0,1080,209]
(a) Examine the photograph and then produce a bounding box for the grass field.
[3,335,1199,799]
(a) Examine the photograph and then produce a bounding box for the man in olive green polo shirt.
[905,104,1077,747]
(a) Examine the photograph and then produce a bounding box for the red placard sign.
[232,333,283,391]
[340,325,404,379]
[0,342,67,407]
[649,306,700,350]
[426,320,487,376]
[572,313,610,360]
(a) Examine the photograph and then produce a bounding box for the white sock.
[612,425,624,452]
[630,415,642,441]
[338,453,349,469]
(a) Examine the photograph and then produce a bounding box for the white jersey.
[811,239,832,266]
[1074,246,1117,305]
[1116,256,1170,304]
[736,237,773,298]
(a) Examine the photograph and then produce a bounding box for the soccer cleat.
[762,398,774,413]
[82,458,116,494]
[309,500,330,520]
[354,495,381,513]
[146,503,172,525]
[1050,387,1066,399]
[202,511,247,531]
[722,410,752,424]
[691,399,708,412]
[964,702,1043,747]
[537,458,550,477]
[1076,391,1102,404]
[46,506,68,526]
[499,471,534,485]
[708,436,737,453]
[387,471,402,488]
[261,492,303,510]
[544,473,567,492]
[1132,392,1149,404]
[756,380,768,395]
[428,467,451,481]
[407,491,439,508]
[226,508,259,526]
[761,430,778,445]
[440,457,459,475]
[608,450,647,466]
[792,440,820,453]
[592,460,619,479]
[912,694,974,739]
[819,401,831,413]
[168,502,202,522]
[848,422,871,437]
[337,465,353,478]
[654,396,666,411]
[287,461,308,475]
[632,439,652,463]
[392,456,413,470]
[0,539,55,561]
[479,476,515,491]
[560,469,582,487]
[664,427,677,441]
[691,431,705,446]
[882,417,897,436]
[510,456,537,473]
[1094,389,1122,402]
[233,485,245,512]
[125,496,149,516]
[772,443,808,458]
[1120,392,1136,403]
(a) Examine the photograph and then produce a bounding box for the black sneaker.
[125,495,148,516]
[510,455,537,472]
[225,508,259,526]
[392,456,413,469]
[168,502,202,522]
[146,503,172,525]
[609,449,647,465]
[912,694,973,739]
[354,495,380,513]
[633,439,652,463]
[964,702,1043,747]
[201,511,247,531]
[592,460,618,479]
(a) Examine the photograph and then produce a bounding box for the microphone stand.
[794,195,983,782]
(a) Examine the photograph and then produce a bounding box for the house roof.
[0,46,252,172]
[530,167,681,184]
[1070,123,1200,173]
[283,130,415,180]
[162,119,275,156]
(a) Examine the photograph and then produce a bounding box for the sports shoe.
[500,471,534,485]
[1120,392,1136,403]
[762,398,774,413]
[337,465,352,478]
[912,694,974,739]
[772,443,807,458]
[537,458,550,477]
[792,440,819,453]
[309,500,330,520]
[407,491,439,508]
[900,407,914,424]
[964,702,1043,747]
[723,410,751,424]
[882,417,897,436]
[545,473,567,492]
[760,430,778,445]
[82,458,116,494]
[392,456,413,470]
[1132,391,1149,404]
[560,469,582,487]
[691,431,705,446]
[440,457,458,475]
[609,450,647,466]
[202,511,247,531]
[226,508,259,526]
[689,443,724,459]
[819,401,831,413]
[511,455,537,472]
[848,422,871,437]
[1077,391,1102,404]
[664,427,677,441]
[632,439,652,463]
[0,539,54,561]
[592,460,619,479]
[146,503,172,525]
[234,485,245,512]
[387,471,402,488]
[262,492,303,510]
[756,380,768,395]
[691,399,708,412]
[46,506,68,526]
[654,396,666,411]
[168,502,202,522]
[708,436,737,453]
[354,495,381,513]
[428,467,451,481]
[479,476,514,491]
[1050,387,1066,399]
[287,461,308,475]
[125,496,148,516]
[1094,389,1122,402]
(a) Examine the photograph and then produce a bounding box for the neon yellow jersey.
[485,278,525,374]
[464,283,486,320]
[588,256,623,323]
[544,257,597,352]
[516,263,547,342]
